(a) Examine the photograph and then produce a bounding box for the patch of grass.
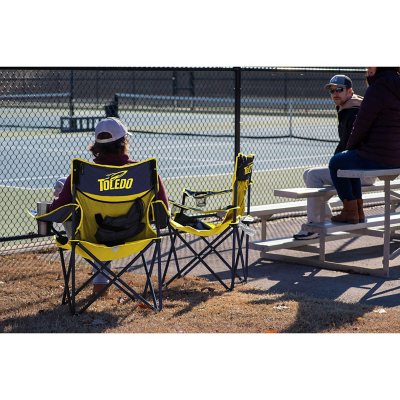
[1,253,399,333]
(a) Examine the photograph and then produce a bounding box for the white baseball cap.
[95,117,131,143]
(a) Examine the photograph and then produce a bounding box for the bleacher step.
[250,191,399,219]
[250,232,352,252]
[303,213,400,234]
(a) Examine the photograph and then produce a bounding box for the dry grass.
[1,253,400,333]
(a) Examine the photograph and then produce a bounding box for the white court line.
[0,185,51,190]
[160,156,232,164]
[165,154,335,180]
[0,175,61,184]
[254,152,332,163]
[161,152,332,171]
[139,141,232,152]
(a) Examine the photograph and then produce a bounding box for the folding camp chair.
[162,153,255,290]
[34,157,164,314]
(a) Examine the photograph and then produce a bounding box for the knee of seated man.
[304,168,328,187]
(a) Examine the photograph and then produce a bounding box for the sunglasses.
[329,87,345,94]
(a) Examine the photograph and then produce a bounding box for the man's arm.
[334,108,359,154]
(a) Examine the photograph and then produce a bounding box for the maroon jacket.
[346,70,400,166]
[49,154,169,211]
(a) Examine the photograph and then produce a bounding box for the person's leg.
[54,176,111,296]
[303,167,333,222]
[329,150,361,201]
[294,167,333,240]
[329,150,364,223]
[329,150,398,223]
[92,262,111,296]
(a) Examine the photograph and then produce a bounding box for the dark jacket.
[49,153,169,211]
[346,70,400,166]
[335,94,363,154]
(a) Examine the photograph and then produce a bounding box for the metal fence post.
[69,70,76,130]
[289,100,293,137]
[69,70,75,118]
[234,67,241,157]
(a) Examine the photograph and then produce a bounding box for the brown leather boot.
[357,199,365,223]
[331,199,360,224]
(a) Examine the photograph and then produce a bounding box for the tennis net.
[115,93,337,141]
[0,92,71,106]
[0,92,72,129]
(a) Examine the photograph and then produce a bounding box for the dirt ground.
[1,253,400,333]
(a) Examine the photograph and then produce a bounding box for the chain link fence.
[0,67,367,252]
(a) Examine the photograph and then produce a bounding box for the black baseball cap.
[324,75,352,90]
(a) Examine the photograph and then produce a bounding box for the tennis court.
[0,85,340,240]
[0,126,335,187]
[0,119,336,240]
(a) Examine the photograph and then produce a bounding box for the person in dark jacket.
[332,76,364,155]
[294,75,374,240]
[329,67,400,224]
[49,117,169,295]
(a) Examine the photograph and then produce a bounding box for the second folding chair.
[162,153,255,290]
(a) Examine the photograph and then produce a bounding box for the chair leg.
[73,241,160,313]
[234,229,248,282]
[142,249,159,308]
[164,229,234,290]
[229,227,247,290]
[156,239,163,311]
[162,228,181,284]
[59,249,71,306]
[244,233,249,282]
[182,230,233,277]
[230,227,237,290]
[70,244,77,315]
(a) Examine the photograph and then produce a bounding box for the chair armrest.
[182,188,232,207]
[184,188,232,198]
[35,203,79,224]
[170,199,239,216]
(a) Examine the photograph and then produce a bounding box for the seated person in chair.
[49,117,169,295]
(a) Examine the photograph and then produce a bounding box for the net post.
[234,67,241,158]
[114,94,119,109]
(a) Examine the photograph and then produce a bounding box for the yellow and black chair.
[35,157,164,314]
[163,153,255,290]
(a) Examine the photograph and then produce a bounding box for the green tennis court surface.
[0,167,306,240]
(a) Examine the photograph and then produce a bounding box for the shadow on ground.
[246,258,400,308]
[241,287,374,333]
[0,305,120,333]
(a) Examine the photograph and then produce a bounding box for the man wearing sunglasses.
[294,74,375,240]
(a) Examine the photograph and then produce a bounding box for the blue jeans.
[329,150,399,201]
